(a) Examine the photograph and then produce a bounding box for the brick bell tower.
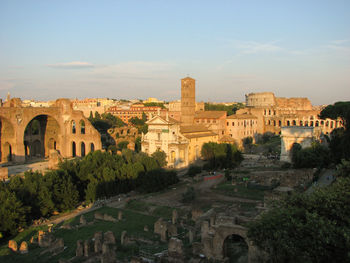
[180,77,196,126]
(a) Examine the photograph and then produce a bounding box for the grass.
[125,199,186,219]
[214,181,265,201]
[0,206,164,263]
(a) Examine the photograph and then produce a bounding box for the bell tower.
[181,77,196,126]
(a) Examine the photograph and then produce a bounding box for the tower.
[181,77,196,126]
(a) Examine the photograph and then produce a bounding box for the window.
[80,120,85,134]
[72,121,76,134]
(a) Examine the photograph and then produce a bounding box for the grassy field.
[214,181,265,201]
[125,199,187,219]
[0,206,167,263]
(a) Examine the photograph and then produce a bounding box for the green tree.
[248,177,350,262]
[0,185,27,236]
[117,141,129,150]
[151,149,167,167]
[319,101,350,162]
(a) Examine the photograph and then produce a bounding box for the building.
[226,113,258,147]
[0,98,102,163]
[227,92,340,147]
[107,104,166,124]
[280,126,321,162]
[142,114,189,167]
[194,111,227,137]
[141,77,219,167]
[181,77,196,126]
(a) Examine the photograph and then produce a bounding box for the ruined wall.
[0,98,102,164]
[275,97,312,110]
[245,92,276,107]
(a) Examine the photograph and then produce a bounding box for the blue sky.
[0,0,349,105]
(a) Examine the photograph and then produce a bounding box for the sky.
[0,0,349,105]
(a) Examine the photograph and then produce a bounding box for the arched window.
[292,120,296,126]
[80,120,85,134]
[90,143,95,152]
[300,120,303,126]
[72,121,76,134]
[81,142,85,157]
[287,120,290,126]
[72,141,76,157]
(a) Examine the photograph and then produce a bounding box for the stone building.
[227,92,340,147]
[180,77,196,126]
[280,126,321,162]
[141,77,218,167]
[194,111,227,138]
[226,113,258,147]
[0,98,102,164]
[141,114,189,168]
[107,104,166,124]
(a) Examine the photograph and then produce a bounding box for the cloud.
[47,61,94,69]
[227,40,284,55]
[324,40,350,54]
[90,61,175,80]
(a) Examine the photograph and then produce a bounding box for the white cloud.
[90,61,175,80]
[227,40,284,55]
[47,61,94,69]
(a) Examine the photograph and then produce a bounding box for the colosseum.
[229,92,340,146]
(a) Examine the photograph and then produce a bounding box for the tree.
[248,177,350,262]
[0,186,27,236]
[151,149,167,167]
[319,101,350,131]
[117,141,129,150]
[319,101,350,162]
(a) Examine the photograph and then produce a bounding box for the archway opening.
[223,234,248,263]
[72,141,76,157]
[90,143,95,152]
[81,142,86,157]
[23,115,60,160]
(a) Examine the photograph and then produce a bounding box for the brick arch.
[212,225,250,260]
[23,114,61,159]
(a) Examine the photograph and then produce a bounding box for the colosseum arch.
[23,114,60,160]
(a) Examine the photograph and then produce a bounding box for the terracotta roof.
[180,124,210,133]
[184,132,218,139]
[194,111,226,119]
[218,135,236,142]
[227,114,257,120]
[146,115,180,124]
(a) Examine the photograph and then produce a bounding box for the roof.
[218,135,236,143]
[194,111,226,119]
[183,132,218,139]
[146,115,180,125]
[227,114,258,120]
[182,76,195,80]
[180,124,210,133]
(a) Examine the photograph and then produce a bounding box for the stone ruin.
[168,237,184,263]
[94,212,118,223]
[19,241,28,254]
[75,230,117,263]
[8,240,18,252]
[0,167,8,181]
[154,218,178,242]
[48,149,63,170]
